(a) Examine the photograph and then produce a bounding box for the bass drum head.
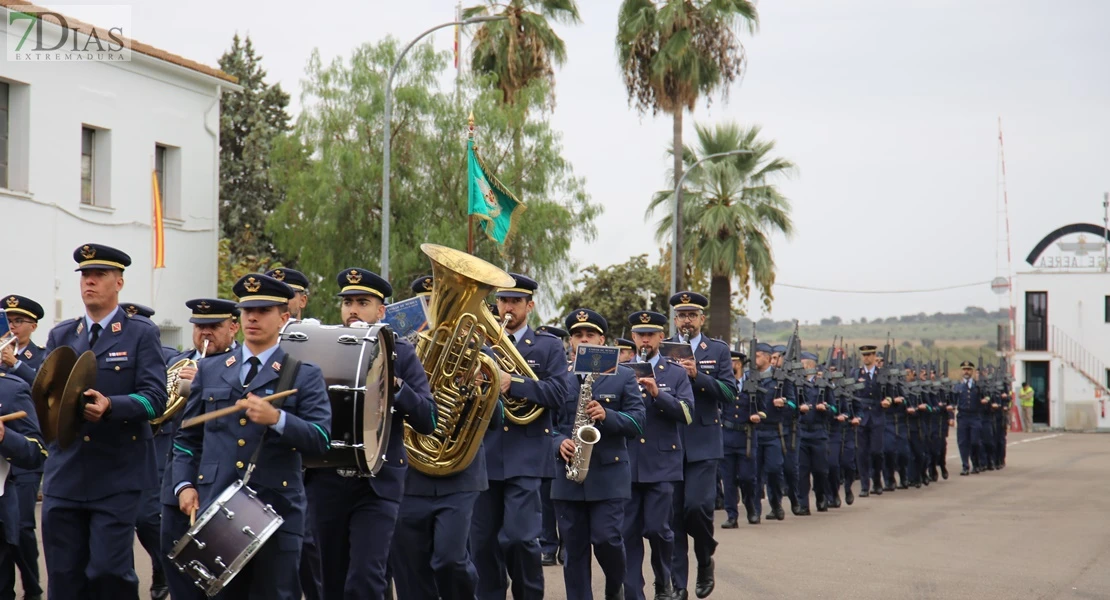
[359,324,395,476]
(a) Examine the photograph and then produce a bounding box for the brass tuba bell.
[152,339,208,430]
[404,244,515,476]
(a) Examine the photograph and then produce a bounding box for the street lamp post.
[380,15,505,282]
[668,149,755,336]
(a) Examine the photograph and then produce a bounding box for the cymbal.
[31,347,78,444]
[55,351,96,450]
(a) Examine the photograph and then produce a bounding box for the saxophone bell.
[566,372,601,484]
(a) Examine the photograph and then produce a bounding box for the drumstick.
[190,506,196,527]
[0,411,26,423]
[180,389,298,429]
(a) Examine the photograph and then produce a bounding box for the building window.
[1024,291,1048,351]
[0,81,8,189]
[154,143,181,220]
[80,127,95,204]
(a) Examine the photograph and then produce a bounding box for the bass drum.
[279,320,395,476]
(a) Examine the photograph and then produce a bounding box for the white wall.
[0,13,225,349]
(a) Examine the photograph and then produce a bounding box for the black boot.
[721,517,739,529]
[796,506,811,516]
[771,504,785,521]
[654,580,675,600]
[150,569,169,600]
[541,552,556,566]
[845,486,855,504]
[674,588,690,600]
[816,497,828,512]
[941,464,949,480]
[960,466,969,476]
[695,558,715,598]
[830,494,841,508]
[605,584,625,600]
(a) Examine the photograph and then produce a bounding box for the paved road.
[19,431,1110,599]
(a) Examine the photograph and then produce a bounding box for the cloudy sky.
[57,0,1110,322]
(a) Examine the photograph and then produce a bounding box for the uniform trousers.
[857,413,884,492]
[11,477,41,597]
[670,459,717,591]
[539,479,560,556]
[391,492,481,600]
[882,416,910,487]
[213,530,302,600]
[623,481,675,599]
[472,476,544,600]
[824,425,843,504]
[719,446,757,521]
[308,471,400,600]
[134,485,162,584]
[753,430,784,518]
[555,499,625,600]
[796,431,828,510]
[42,490,142,600]
[956,413,983,470]
[781,425,800,508]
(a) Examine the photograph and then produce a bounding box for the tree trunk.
[672,110,684,295]
[708,272,732,342]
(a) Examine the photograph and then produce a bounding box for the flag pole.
[467,112,475,255]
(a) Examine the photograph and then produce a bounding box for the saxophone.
[565,373,601,484]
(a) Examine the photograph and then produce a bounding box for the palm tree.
[465,0,581,186]
[648,122,795,339]
[617,0,758,292]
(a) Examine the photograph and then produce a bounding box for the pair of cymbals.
[31,347,97,450]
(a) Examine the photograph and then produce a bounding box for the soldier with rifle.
[752,343,790,520]
[720,335,761,528]
[795,352,832,515]
[851,345,888,497]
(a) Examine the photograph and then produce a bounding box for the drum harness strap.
[242,356,302,488]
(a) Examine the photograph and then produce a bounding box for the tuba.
[404,244,515,476]
[153,339,208,429]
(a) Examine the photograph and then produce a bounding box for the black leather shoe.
[987,464,995,471]
[605,585,625,600]
[872,487,883,496]
[796,506,811,516]
[748,513,761,524]
[721,518,739,529]
[715,496,725,510]
[541,552,557,566]
[921,477,929,487]
[858,490,869,498]
[883,484,895,492]
[960,467,969,476]
[695,558,715,598]
[791,504,803,516]
[897,481,908,490]
[771,506,785,521]
[654,580,675,600]
[674,589,690,600]
[150,569,169,600]
[941,465,949,479]
[914,480,922,489]
[816,498,828,512]
[830,495,841,508]
[845,488,854,504]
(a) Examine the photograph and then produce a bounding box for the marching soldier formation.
[0,242,1018,600]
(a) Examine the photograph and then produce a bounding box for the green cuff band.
[717,380,736,401]
[173,443,194,457]
[311,423,330,444]
[129,394,156,420]
[617,411,643,437]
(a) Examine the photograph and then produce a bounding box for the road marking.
[1007,433,1060,446]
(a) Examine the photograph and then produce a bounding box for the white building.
[1011,222,1110,432]
[0,2,239,349]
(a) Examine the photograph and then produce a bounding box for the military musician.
[41,244,168,600]
[266,268,310,320]
[2,295,45,384]
[551,309,644,600]
[0,365,48,599]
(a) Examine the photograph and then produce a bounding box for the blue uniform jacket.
[5,342,45,479]
[0,374,48,544]
[43,309,168,501]
[5,341,44,385]
[629,357,693,484]
[483,328,571,480]
[798,379,835,434]
[953,378,984,415]
[721,373,758,452]
[550,365,644,502]
[171,346,331,537]
[851,367,885,425]
[369,337,436,502]
[753,370,789,430]
[158,346,236,506]
[666,334,736,463]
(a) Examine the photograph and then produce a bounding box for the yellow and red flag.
[151,170,165,268]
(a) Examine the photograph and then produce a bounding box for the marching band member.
[623,311,693,600]
[667,292,736,600]
[307,268,436,600]
[552,308,644,600]
[266,268,310,320]
[0,369,48,599]
[172,273,331,599]
[536,323,570,567]
[472,274,570,600]
[1,294,45,599]
[615,338,636,365]
[42,244,168,600]
[411,274,434,299]
[155,299,239,600]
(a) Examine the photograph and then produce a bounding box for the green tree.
[217,34,292,289]
[465,0,581,187]
[617,0,758,293]
[558,253,670,339]
[648,122,794,339]
[268,40,597,323]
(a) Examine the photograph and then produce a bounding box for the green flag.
[468,137,525,246]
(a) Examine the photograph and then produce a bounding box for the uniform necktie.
[89,323,102,347]
[244,356,261,387]
[508,333,517,345]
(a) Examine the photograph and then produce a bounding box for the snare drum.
[279,320,395,476]
[169,480,284,597]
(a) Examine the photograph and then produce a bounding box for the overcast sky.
[56,0,1110,322]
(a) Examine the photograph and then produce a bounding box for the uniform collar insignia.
[226,355,237,367]
[700,341,707,350]
[23,350,31,359]
[76,321,85,335]
[272,361,282,371]
[111,322,122,333]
